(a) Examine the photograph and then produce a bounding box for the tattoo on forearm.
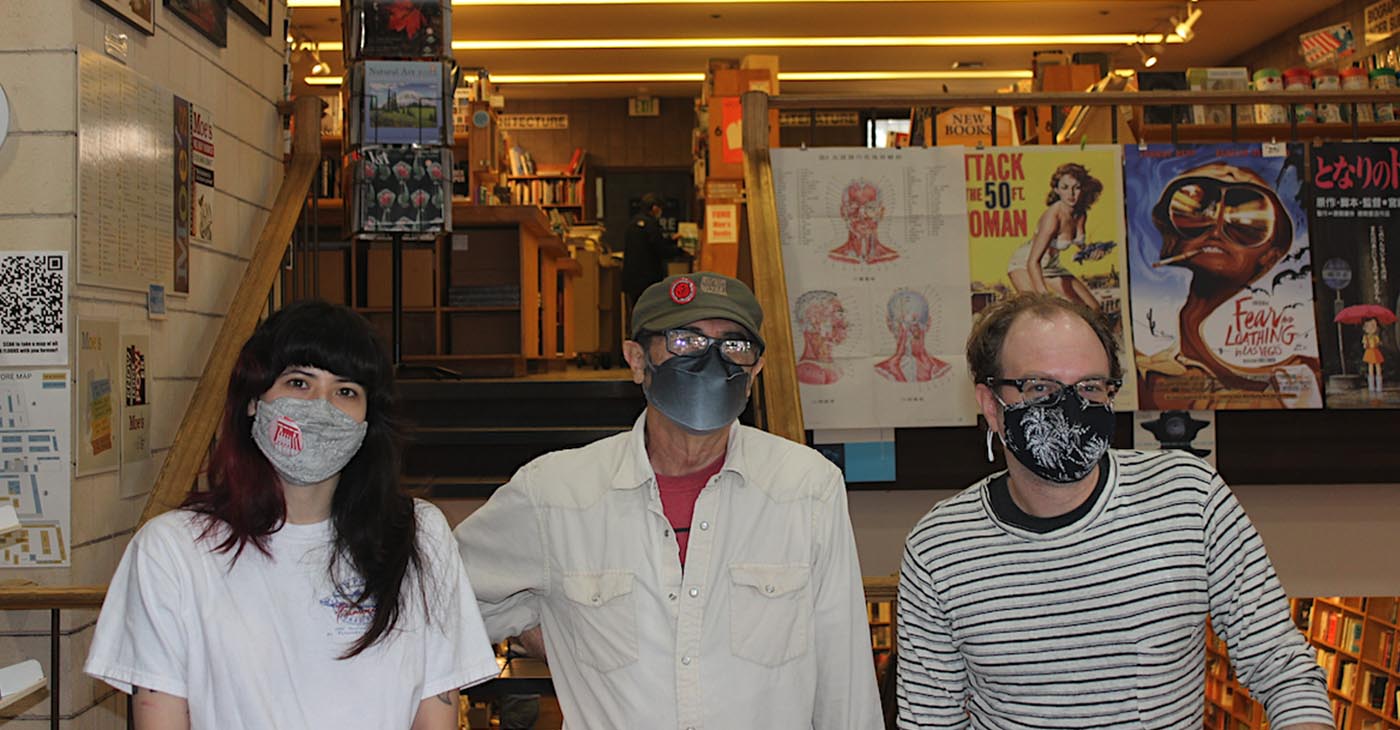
[434,691,455,706]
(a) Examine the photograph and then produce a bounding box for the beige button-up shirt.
[454,412,882,730]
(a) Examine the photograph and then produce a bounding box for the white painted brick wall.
[0,2,288,726]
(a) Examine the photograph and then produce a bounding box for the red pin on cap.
[670,277,697,304]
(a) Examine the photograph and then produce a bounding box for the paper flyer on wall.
[76,318,120,476]
[120,332,154,497]
[190,102,215,248]
[0,252,68,367]
[772,146,976,429]
[0,370,72,567]
[1126,143,1323,410]
[1310,142,1400,408]
[963,145,1138,410]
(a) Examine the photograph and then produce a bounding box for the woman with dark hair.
[1007,162,1106,310]
[86,301,498,730]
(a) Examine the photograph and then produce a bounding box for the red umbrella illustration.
[1334,303,1397,326]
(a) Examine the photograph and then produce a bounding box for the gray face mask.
[251,397,368,485]
[643,347,751,434]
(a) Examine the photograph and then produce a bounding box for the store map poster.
[1311,142,1400,407]
[76,318,120,476]
[0,370,72,567]
[0,252,69,366]
[1126,144,1323,410]
[964,145,1138,410]
[773,146,976,429]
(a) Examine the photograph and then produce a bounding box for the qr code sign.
[0,254,66,335]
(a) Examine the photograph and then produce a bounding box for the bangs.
[260,305,390,392]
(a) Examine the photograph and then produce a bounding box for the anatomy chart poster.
[1310,142,1400,408]
[1126,144,1322,410]
[772,146,976,429]
[964,145,1138,410]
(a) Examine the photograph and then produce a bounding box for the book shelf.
[1204,597,1400,730]
[506,151,592,224]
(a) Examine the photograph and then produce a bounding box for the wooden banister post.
[740,90,804,443]
[139,96,325,525]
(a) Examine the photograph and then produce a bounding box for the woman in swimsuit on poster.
[1007,162,1106,310]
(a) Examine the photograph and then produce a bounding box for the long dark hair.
[187,300,422,658]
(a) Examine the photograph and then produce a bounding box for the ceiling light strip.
[303,69,1033,86]
[309,33,1179,53]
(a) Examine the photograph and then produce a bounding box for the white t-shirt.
[85,499,499,729]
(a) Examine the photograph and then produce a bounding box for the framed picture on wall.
[91,0,156,36]
[164,0,227,48]
[229,0,271,37]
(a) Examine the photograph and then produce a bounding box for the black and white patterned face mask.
[1000,389,1114,484]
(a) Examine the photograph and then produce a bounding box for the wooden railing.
[139,96,326,524]
[0,585,107,728]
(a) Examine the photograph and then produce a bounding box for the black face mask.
[644,347,751,433]
[1001,389,1115,483]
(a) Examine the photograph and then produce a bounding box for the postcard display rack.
[342,0,453,364]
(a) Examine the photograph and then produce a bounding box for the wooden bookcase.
[507,159,592,224]
[1205,597,1400,730]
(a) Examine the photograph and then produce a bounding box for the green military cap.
[631,272,765,348]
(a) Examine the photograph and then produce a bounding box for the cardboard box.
[740,55,780,94]
[366,246,436,308]
[713,69,776,97]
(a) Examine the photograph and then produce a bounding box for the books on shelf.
[344,0,451,60]
[319,94,343,137]
[348,146,452,236]
[567,147,585,174]
[348,60,450,146]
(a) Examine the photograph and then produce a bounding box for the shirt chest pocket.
[727,563,812,667]
[560,571,639,673]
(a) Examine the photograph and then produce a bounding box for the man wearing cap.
[455,272,882,730]
[622,192,685,309]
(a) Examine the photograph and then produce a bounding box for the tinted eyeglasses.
[1161,178,1283,248]
[986,376,1122,407]
[651,329,762,366]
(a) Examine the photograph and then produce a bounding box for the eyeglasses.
[1161,178,1283,248]
[655,329,762,366]
[985,376,1122,407]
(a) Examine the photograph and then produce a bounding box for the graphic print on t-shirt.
[317,578,377,636]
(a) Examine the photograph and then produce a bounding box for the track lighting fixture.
[1172,5,1203,42]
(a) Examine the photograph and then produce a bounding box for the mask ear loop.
[985,428,997,463]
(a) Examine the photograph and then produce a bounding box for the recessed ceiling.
[288,1,1346,100]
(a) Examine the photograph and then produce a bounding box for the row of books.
[510,179,581,207]
[1314,607,1365,654]
[506,145,587,177]
[1360,668,1389,710]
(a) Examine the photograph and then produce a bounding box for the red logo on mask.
[271,416,303,454]
[670,277,697,304]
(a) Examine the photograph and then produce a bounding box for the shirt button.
[664,528,671,537]
[699,521,710,531]
[591,594,601,604]
[689,587,699,598]
[681,656,692,665]
[668,592,677,601]
[765,585,775,594]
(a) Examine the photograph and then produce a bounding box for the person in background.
[622,192,685,309]
[897,292,1331,730]
[456,272,882,730]
[86,301,499,730]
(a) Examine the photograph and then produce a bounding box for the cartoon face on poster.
[1310,142,1400,408]
[1126,144,1323,410]
[964,146,1138,410]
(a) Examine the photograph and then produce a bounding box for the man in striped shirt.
[897,293,1332,729]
